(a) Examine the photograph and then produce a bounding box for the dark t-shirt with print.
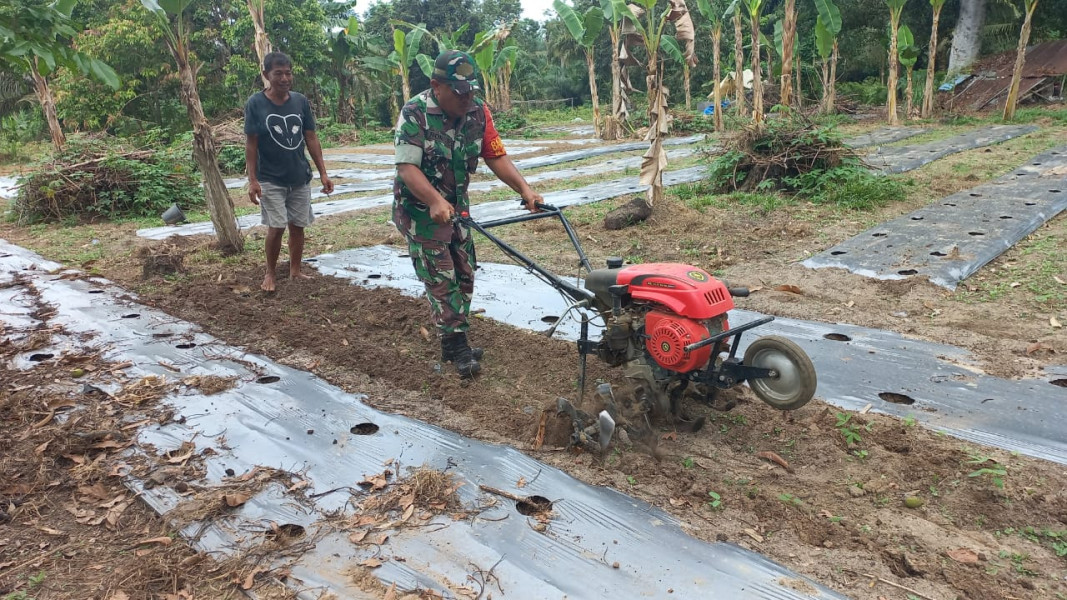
[244,91,316,186]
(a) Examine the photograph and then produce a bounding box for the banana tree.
[246,0,271,88]
[329,16,391,125]
[813,0,841,114]
[553,0,605,135]
[897,23,920,118]
[389,24,429,109]
[433,24,470,53]
[140,0,243,254]
[606,0,694,227]
[778,0,797,107]
[471,23,519,111]
[695,0,725,131]
[600,0,629,139]
[728,0,746,117]
[1002,0,1039,121]
[920,0,946,118]
[885,0,907,125]
[743,0,765,122]
[773,21,799,105]
[0,0,119,150]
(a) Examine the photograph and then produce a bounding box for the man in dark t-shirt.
[244,51,333,292]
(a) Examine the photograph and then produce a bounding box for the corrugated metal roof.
[947,39,1066,109]
[1022,39,1067,77]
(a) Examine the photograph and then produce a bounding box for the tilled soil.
[125,262,1067,600]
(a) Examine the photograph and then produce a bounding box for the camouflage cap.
[432,50,481,95]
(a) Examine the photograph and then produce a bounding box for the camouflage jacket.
[393,90,504,240]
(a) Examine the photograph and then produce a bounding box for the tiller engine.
[460,204,816,453]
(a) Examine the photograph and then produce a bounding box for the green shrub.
[792,166,910,210]
[0,108,45,162]
[838,78,888,105]
[217,145,245,175]
[491,110,529,134]
[705,113,906,211]
[14,135,204,224]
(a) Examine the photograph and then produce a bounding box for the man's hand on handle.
[520,189,544,213]
[429,198,454,225]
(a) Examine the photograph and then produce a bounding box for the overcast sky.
[520,0,556,22]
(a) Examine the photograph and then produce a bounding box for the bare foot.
[261,274,277,292]
[290,271,312,280]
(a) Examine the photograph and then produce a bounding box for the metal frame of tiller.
[459,204,780,408]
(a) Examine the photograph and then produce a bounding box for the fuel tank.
[585,261,734,320]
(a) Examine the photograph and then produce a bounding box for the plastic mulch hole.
[267,524,306,541]
[367,274,382,279]
[930,251,947,257]
[872,232,888,238]
[516,495,553,516]
[29,353,54,362]
[1051,379,1067,388]
[910,216,924,221]
[541,316,559,324]
[88,289,104,294]
[350,423,379,435]
[823,333,851,342]
[122,313,140,319]
[256,375,281,384]
[878,392,915,405]
[898,269,918,275]
[999,215,1012,219]
[943,203,956,207]
[968,232,985,236]
[176,342,196,349]
[830,251,846,255]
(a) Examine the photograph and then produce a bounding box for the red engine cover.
[616,263,734,319]
[645,310,712,373]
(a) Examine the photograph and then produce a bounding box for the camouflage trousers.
[401,222,476,335]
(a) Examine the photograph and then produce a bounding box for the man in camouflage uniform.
[394,50,543,378]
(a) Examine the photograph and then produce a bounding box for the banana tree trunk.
[733,12,746,117]
[28,60,65,151]
[1002,0,1038,121]
[821,57,830,113]
[172,39,243,254]
[401,69,411,106]
[887,21,900,125]
[643,54,666,209]
[904,68,914,117]
[336,76,353,124]
[585,50,601,137]
[683,62,691,110]
[605,26,625,140]
[247,0,271,88]
[750,13,764,123]
[712,27,723,132]
[780,0,796,107]
[921,6,942,118]
[499,63,513,111]
[829,40,838,113]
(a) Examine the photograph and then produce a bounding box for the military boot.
[441,333,481,379]
[440,332,483,362]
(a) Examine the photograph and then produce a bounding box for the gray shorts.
[260,181,313,228]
